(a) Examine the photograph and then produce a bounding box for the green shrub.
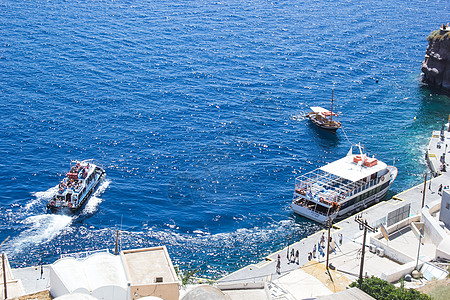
[427,30,439,41]
[427,30,450,42]
[349,276,431,300]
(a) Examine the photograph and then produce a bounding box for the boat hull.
[307,114,341,132]
[291,202,333,223]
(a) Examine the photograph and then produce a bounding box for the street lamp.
[415,228,424,271]
[286,235,292,261]
[326,218,331,271]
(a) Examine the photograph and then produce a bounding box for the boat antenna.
[330,89,334,122]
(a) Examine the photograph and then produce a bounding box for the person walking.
[295,249,299,264]
[338,233,343,245]
[276,254,281,274]
[313,244,317,258]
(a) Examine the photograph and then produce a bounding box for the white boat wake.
[80,179,110,215]
[26,185,59,211]
[4,179,111,254]
[8,214,72,254]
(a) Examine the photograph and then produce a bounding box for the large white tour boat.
[291,146,397,224]
[47,160,106,213]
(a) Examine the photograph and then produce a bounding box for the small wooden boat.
[307,90,341,132]
[47,160,106,213]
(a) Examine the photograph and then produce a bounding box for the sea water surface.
[0,0,449,278]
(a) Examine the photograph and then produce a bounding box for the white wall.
[49,266,71,298]
[422,201,447,246]
[440,190,450,229]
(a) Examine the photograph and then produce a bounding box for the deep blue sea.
[1,0,449,278]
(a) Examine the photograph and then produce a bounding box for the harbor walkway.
[426,124,450,177]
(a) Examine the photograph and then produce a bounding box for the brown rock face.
[421,25,450,90]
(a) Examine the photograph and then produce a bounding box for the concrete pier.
[218,174,447,290]
[426,123,450,177]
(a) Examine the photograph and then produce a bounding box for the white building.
[50,246,179,300]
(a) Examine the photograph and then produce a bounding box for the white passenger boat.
[291,146,397,224]
[47,160,106,213]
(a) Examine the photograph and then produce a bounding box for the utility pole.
[2,253,7,300]
[326,219,332,270]
[355,216,376,286]
[1,237,10,300]
[422,173,427,208]
[286,235,292,260]
[114,229,119,255]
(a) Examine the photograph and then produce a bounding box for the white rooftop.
[121,246,178,285]
[320,155,388,182]
[49,252,128,299]
[310,106,330,113]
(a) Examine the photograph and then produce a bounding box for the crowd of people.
[57,163,90,196]
[276,231,344,274]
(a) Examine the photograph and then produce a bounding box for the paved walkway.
[11,265,50,295]
[426,125,450,177]
[218,172,447,284]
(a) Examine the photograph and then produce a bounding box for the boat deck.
[294,158,387,205]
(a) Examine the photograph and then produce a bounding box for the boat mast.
[330,89,334,121]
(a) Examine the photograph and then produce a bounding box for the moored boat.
[291,145,397,224]
[307,90,341,132]
[47,160,106,213]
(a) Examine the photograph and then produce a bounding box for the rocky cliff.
[421,24,450,91]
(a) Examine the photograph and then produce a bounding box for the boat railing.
[295,172,388,204]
